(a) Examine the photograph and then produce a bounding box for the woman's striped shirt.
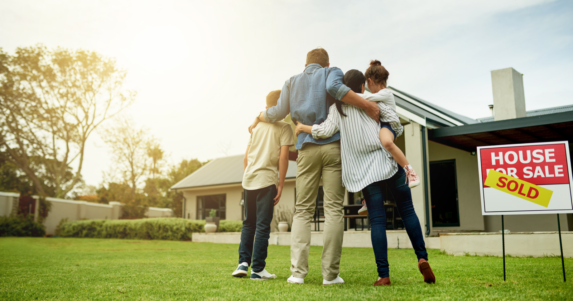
[311,102,401,192]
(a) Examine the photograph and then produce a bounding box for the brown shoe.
[373,277,391,286]
[418,259,436,284]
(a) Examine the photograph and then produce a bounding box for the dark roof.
[390,87,478,127]
[476,104,573,123]
[171,155,297,190]
[428,111,573,152]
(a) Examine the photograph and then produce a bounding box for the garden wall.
[0,192,173,235]
[440,232,573,258]
[0,192,19,217]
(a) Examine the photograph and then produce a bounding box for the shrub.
[0,216,46,237]
[218,220,242,232]
[58,218,244,240]
[58,218,235,240]
[54,218,69,236]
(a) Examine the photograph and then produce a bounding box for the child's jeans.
[238,185,276,272]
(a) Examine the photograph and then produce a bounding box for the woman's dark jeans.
[362,167,428,278]
[238,185,276,272]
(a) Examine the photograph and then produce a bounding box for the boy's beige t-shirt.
[242,121,294,190]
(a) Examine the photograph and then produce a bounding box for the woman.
[295,62,435,286]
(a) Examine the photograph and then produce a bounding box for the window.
[196,194,226,220]
[430,160,460,227]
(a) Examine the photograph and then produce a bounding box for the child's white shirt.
[357,88,403,138]
[361,88,397,111]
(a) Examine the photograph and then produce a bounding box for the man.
[248,48,379,285]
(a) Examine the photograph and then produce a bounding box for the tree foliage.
[101,117,148,200]
[0,45,134,198]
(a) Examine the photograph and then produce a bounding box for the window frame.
[196,194,226,220]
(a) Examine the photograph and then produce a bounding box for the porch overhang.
[428,111,573,152]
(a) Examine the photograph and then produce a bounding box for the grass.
[0,237,571,300]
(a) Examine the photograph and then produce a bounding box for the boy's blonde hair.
[306,48,329,67]
[266,90,281,107]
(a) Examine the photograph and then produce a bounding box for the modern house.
[171,67,573,236]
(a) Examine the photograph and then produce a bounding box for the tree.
[0,152,74,197]
[96,182,132,204]
[101,117,149,200]
[0,45,134,198]
[146,139,164,179]
[95,181,147,218]
[163,158,207,217]
[0,157,35,195]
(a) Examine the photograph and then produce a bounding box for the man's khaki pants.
[290,141,345,281]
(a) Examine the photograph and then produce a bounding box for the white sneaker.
[405,165,420,188]
[232,262,249,277]
[323,276,345,285]
[358,200,368,216]
[287,275,304,284]
[250,269,277,280]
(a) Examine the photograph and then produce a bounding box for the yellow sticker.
[484,169,553,208]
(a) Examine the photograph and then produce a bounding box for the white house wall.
[403,123,428,234]
[483,214,569,232]
[428,141,485,232]
[182,181,297,224]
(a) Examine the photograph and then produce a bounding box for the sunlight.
[127,25,192,72]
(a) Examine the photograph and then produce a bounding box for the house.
[170,155,298,223]
[172,67,573,235]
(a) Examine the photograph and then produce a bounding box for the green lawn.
[0,237,571,300]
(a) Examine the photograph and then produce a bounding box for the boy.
[232,90,294,280]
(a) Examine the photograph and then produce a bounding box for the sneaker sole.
[409,180,420,189]
[251,274,276,281]
[232,272,247,278]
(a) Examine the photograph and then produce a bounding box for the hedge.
[0,216,46,237]
[57,218,243,241]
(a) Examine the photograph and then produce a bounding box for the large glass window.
[196,194,226,220]
[430,160,460,227]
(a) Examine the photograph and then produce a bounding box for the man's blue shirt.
[264,63,351,150]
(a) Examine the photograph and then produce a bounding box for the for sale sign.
[477,141,573,215]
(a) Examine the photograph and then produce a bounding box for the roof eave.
[171,177,297,192]
[429,111,573,139]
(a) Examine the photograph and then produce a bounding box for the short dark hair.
[343,69,365,93]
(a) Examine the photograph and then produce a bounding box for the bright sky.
[1,0,572,187]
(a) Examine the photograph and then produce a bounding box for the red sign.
[479,143,570,186]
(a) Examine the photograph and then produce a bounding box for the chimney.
[488,104,494,117]
[491,67,526,121]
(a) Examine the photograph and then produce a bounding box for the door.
[430,160,460,227]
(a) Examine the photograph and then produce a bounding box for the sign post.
[478,141,573,282]
[557,214,566,282]
[501,215,506,281]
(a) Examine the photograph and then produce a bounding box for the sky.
[1,0,572,188]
